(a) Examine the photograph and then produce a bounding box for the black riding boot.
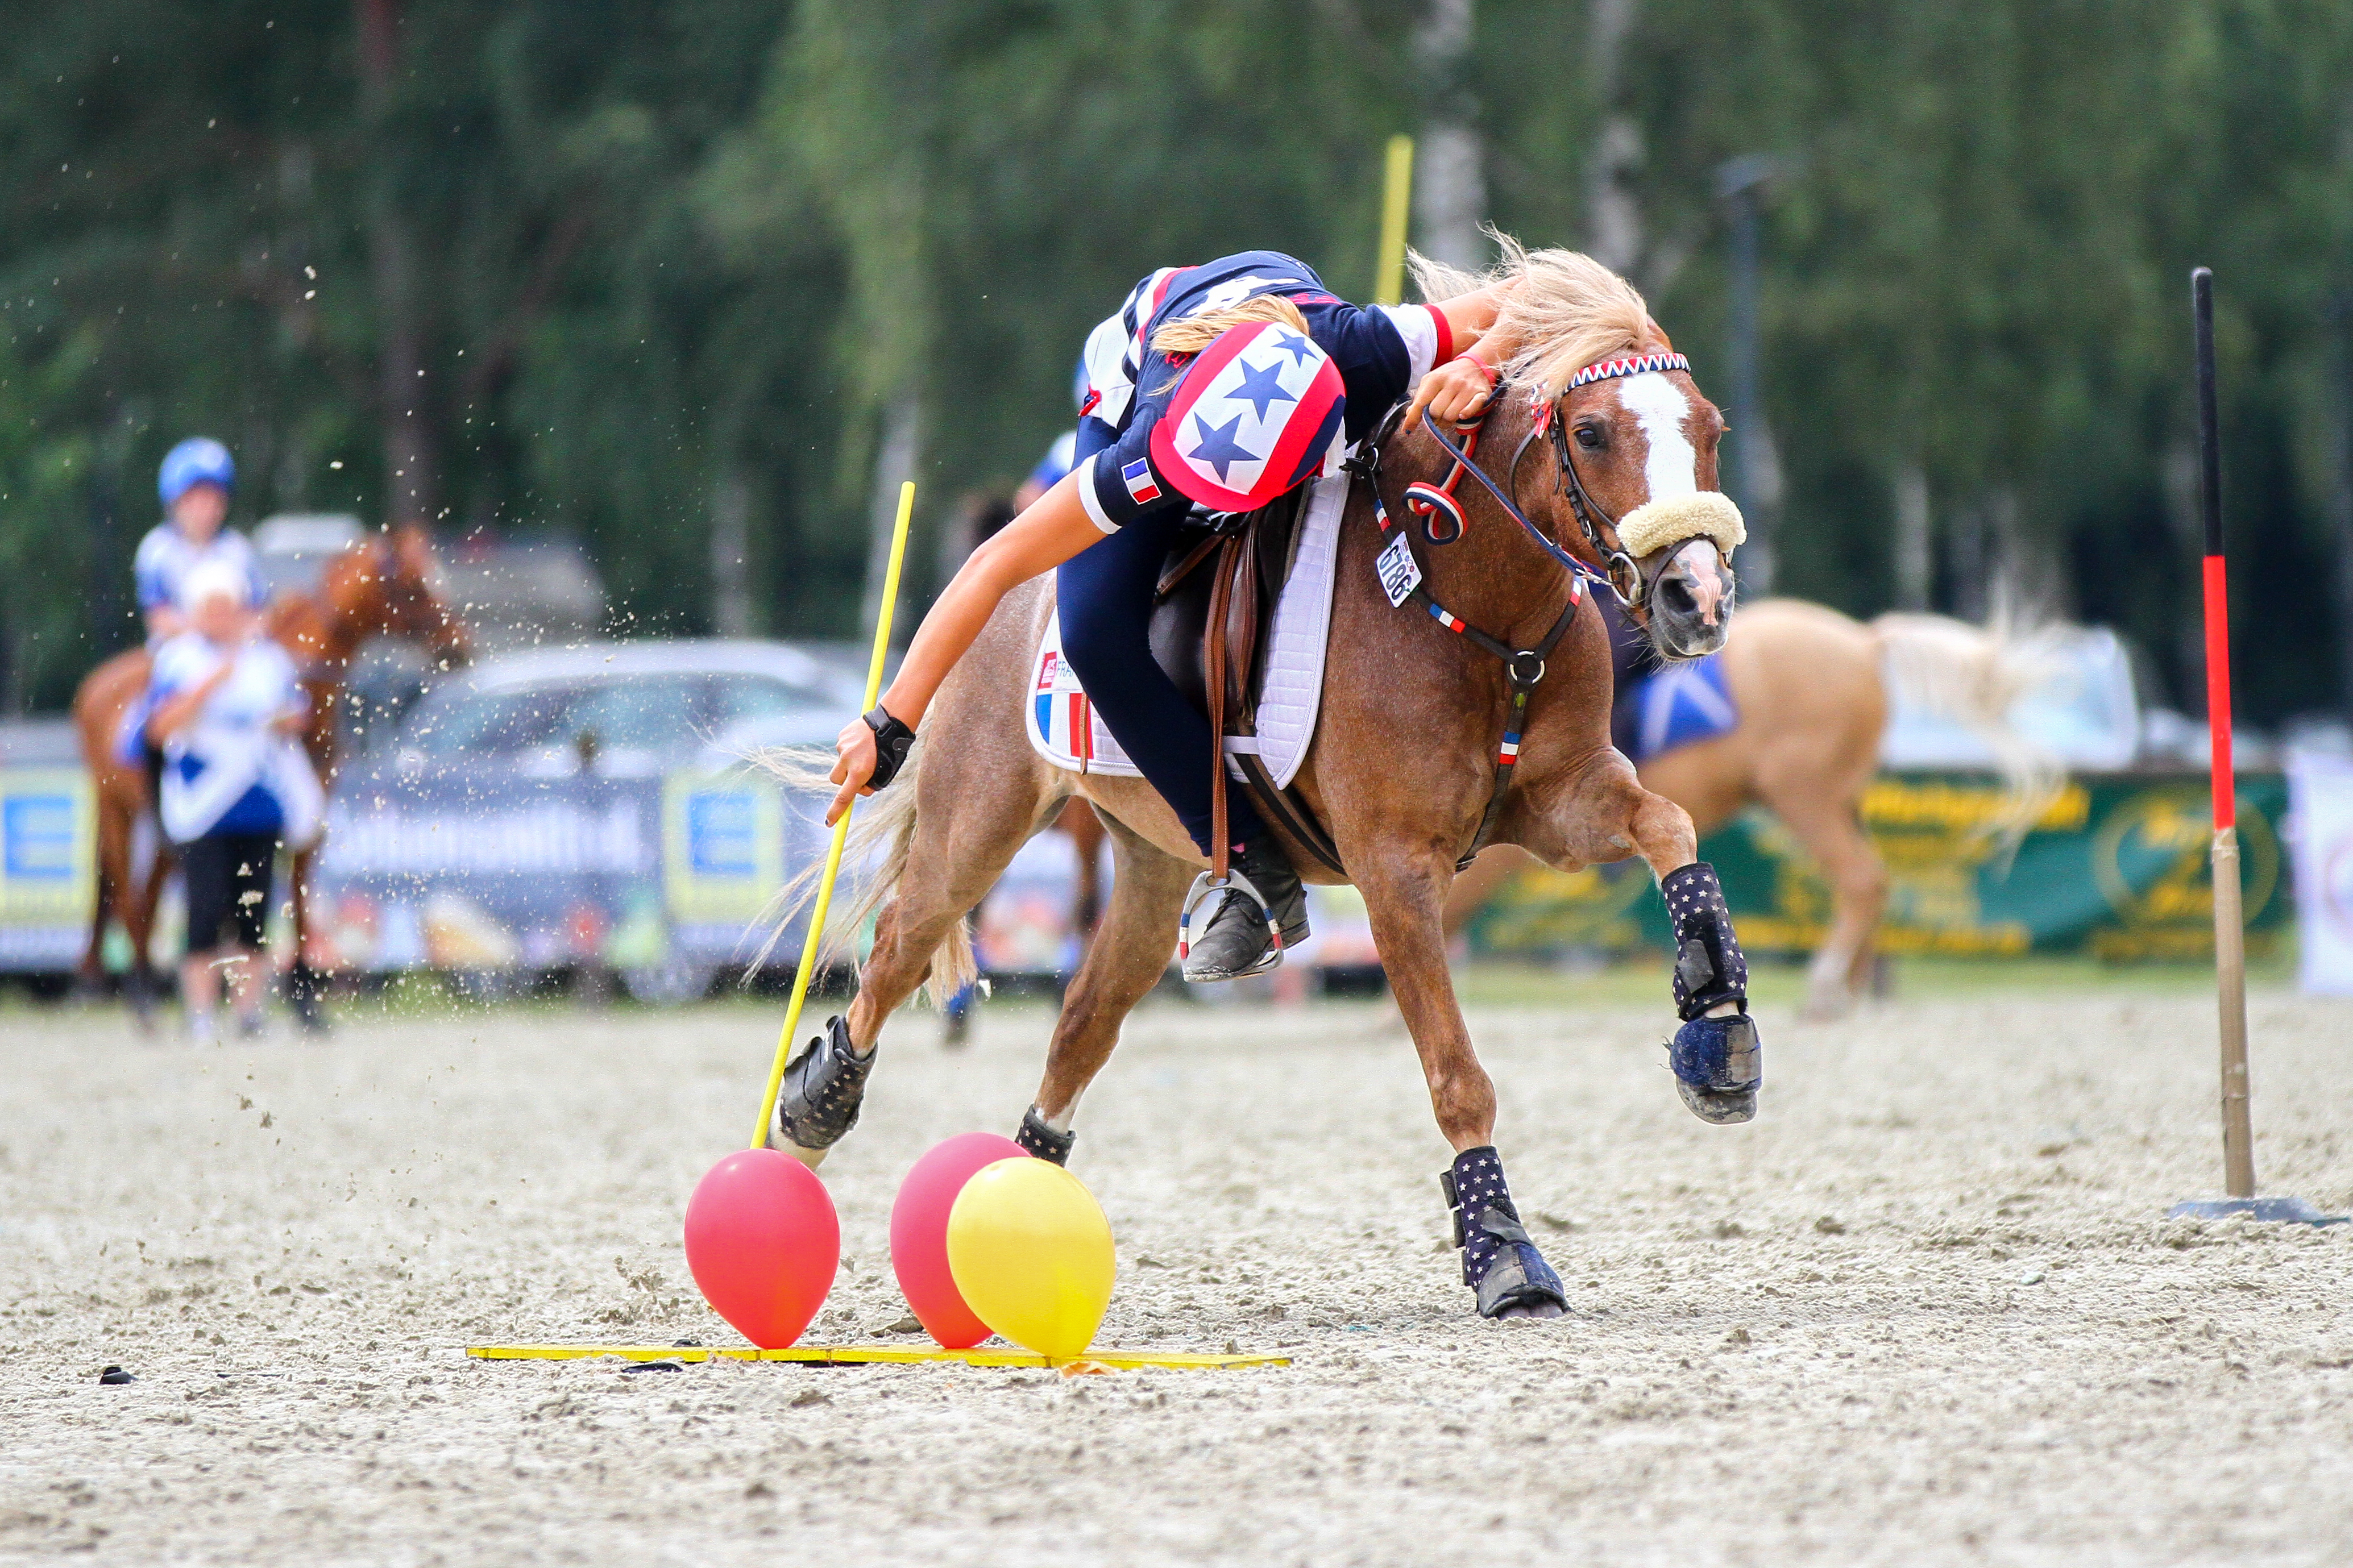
[1178,838,1310,983]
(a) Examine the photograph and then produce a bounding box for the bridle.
[1350,351,1692,866]
[1517,351,1693,614]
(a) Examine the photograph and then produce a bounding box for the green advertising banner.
[1468,771,2289,964]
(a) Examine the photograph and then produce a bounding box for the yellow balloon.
[944,1157,1115,1358]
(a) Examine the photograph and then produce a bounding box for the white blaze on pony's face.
[1614,372,1704,505]
[1565,365,1740,660]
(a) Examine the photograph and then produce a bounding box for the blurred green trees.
[1,0,2347,723]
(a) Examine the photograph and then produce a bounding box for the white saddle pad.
[1024,472,1347,789]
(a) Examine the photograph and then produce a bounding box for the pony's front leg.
[283,844,331,1034]
[1352,844,1567,1321]
[1530,751,1763,1125]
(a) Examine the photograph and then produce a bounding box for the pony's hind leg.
[1529,751,1762,1125]
[81,792,131,1003]
[1781,795,1888,1020]
[284,845,332,1034]
[1754,759,1887,1021]
[1019,811,1194,1163]
[768,739,1058,1167]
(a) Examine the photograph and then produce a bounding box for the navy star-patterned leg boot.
[1661,862,1763,1125]
[1013,1106,1075,1166]
[1443,1146,1568,1320]
[767,1015,873,1167]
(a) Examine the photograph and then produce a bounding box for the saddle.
[1147,492,1347,876]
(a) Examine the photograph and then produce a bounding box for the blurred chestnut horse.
[70,525,468,1021]
[1442,600,2054,1018]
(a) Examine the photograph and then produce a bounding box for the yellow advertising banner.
[0,766,97,968]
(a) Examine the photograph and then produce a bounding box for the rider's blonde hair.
[1147,293,1312,357]
[1412,228,1657,399]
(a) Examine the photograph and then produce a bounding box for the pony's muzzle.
[1646,538,1737,659]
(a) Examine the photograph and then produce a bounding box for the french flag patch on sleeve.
[1121,459,1162,506]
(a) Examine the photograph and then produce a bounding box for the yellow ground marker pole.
[467,1344,1290,1371]
[749,479,915,1150]
[1375,134,1414,307]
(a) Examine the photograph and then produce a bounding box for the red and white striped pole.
[2190,267,2257,1200]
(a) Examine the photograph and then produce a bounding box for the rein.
[1424,416,1614,594]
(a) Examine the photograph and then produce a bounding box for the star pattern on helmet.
[1226,358,1298,421]
[1186,411,1257,482]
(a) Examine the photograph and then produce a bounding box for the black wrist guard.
[863,706,916,790]
[1661,862,1748,1021]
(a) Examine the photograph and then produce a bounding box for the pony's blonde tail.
[1870,611,2065,851]
[747,737,974,1007]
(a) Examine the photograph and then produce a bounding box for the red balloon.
[890,1132,1030,1348]
[683,1149,840,1349]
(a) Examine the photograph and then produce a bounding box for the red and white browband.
[1565,352,1690,390]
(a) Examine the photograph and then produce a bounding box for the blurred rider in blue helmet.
[135,438,260,644]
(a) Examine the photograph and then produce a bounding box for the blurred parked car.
[313,640,870,1002]
[388,640,870,777]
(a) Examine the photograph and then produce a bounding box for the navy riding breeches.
[1056,514,1265,858]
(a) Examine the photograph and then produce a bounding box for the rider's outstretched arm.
[824,470,1104,821]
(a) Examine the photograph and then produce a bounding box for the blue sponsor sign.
[4,795,76,880]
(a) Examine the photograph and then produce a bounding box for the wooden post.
[2192,267,2257,1200]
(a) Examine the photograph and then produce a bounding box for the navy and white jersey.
[132,522,262,615]
[147,631,310,842]
[1072,251,1453,533]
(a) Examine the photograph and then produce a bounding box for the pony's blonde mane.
[1412,229,1656,399]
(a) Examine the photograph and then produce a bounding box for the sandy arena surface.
[3,982,2351,1566]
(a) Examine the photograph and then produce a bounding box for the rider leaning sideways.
[831,249,1517,982]
[135,438,260,643]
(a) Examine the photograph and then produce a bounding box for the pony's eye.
[1574,424,1605,450]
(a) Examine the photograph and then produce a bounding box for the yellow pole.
[748,479,915,1150]
[1376,134,1414,306]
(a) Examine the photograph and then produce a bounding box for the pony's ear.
[1640,319,1675,355]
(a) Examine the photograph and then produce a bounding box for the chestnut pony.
[70,525,467,1023]
[768,253,1759,1317]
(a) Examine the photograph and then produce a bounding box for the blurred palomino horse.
[71,525,468,1025]
[1442,599,2058,1017]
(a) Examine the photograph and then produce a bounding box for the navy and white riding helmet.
[1148,322,1346,513]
